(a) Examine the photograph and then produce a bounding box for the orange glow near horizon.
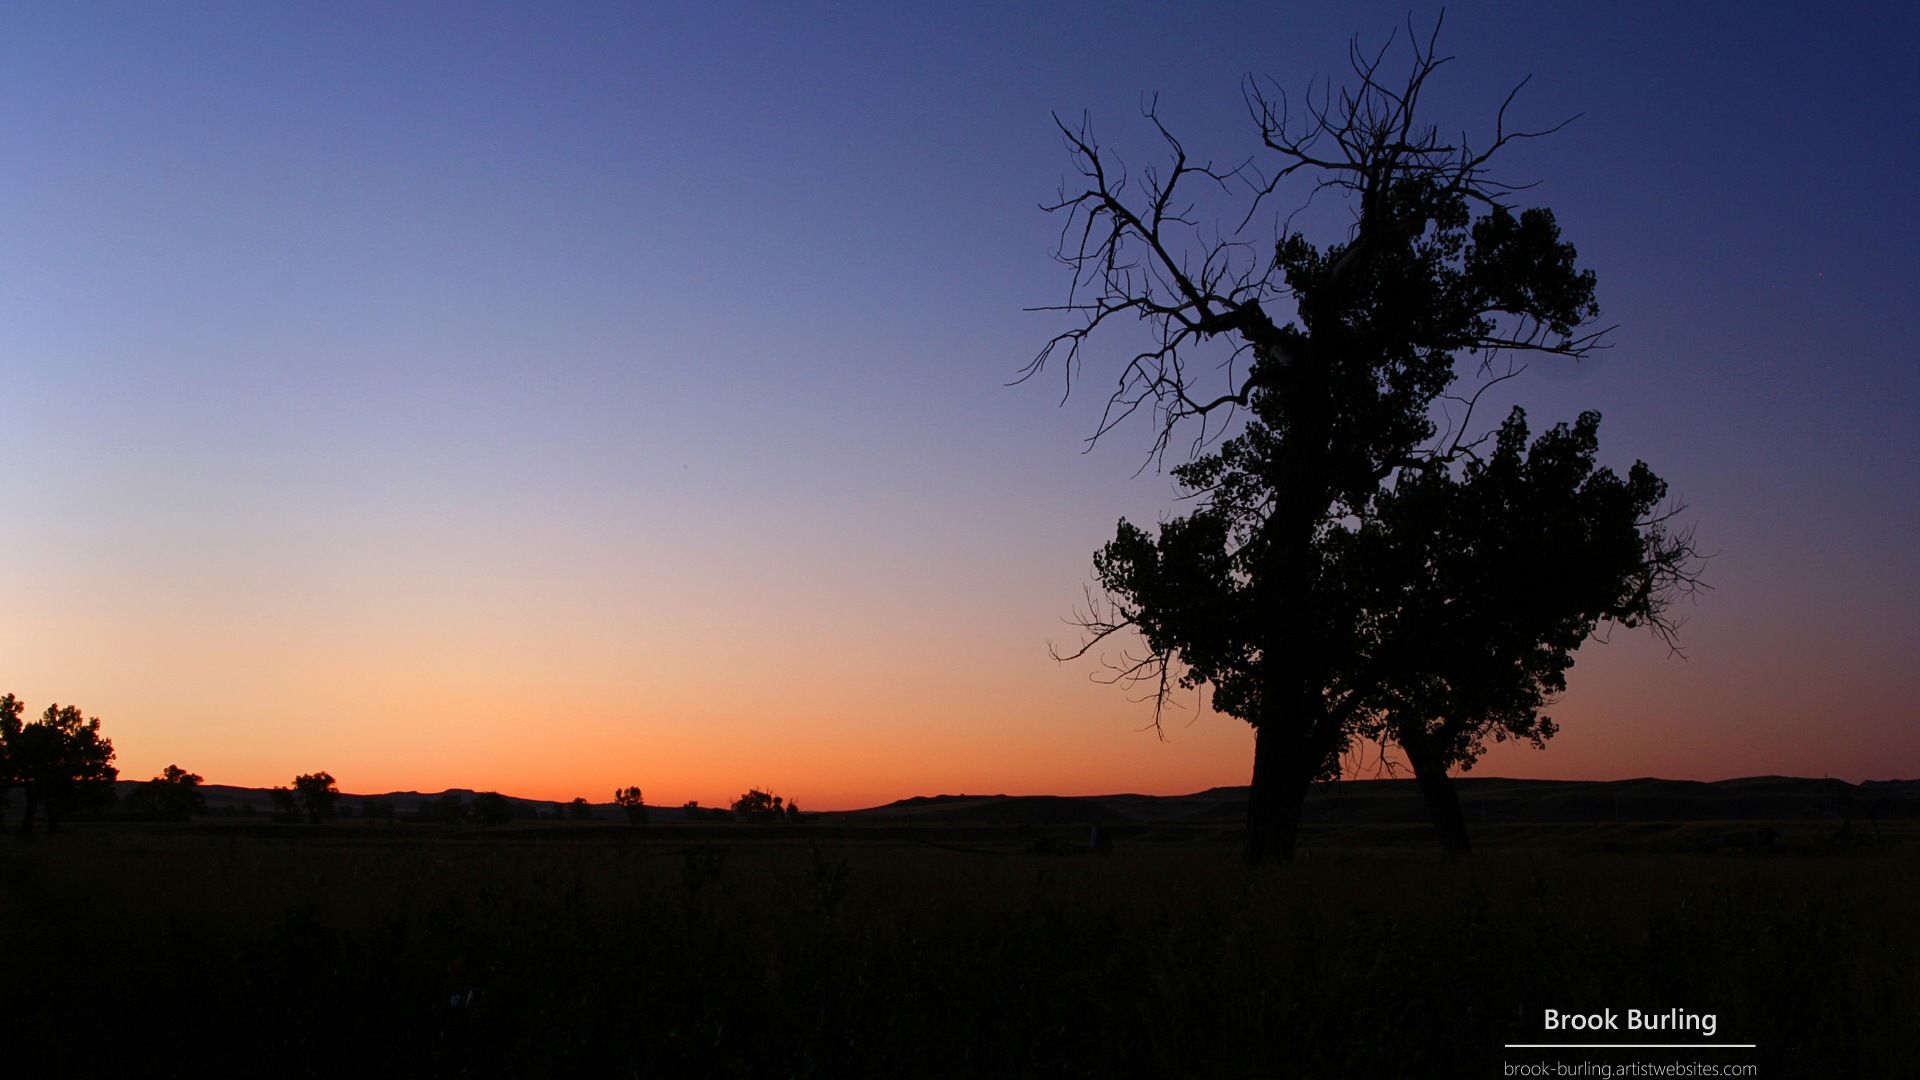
[14,597,1910,811]
[1,6,1912,812]
[7,512,1913,808]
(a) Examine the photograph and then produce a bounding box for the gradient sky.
[1,3,1913,807]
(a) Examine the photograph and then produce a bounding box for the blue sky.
[0,3,1912,802]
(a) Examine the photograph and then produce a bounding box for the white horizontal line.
[1504,1044,1757,1049]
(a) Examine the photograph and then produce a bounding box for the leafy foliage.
[1356,409,1688,769]
[1336,407,1700,850]
[0,696,118,832]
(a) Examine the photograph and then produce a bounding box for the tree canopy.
[732,788,791,824]
[292,772,341,824]
[0,696,119,833]
[1349,408,1698,851]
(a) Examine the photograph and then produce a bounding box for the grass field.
[3,822,1913,1077]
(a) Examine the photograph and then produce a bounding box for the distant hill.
[110,782,633,821]
[107,776,1917,827]
[835,794,1134,826]
[831,777,1920,827]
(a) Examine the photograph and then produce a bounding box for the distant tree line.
[274,784,809,826]
[1,693,809,832]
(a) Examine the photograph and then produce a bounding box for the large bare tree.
[1035,22,1623,860]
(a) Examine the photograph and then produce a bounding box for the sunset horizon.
[4,3,1912,825]
[102,765,1919,818]
[6,6,1912,1073]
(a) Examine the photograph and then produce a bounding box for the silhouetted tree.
[1352,409,1702,853]
[566,797,592,821]
[123,764,208,822]
[614,786,649,824]
[678,798,729,822]
[4,701,118,833]
[0,693,21,829]
[292,772,340,823]
[1040,21,1618,860]
[473,791,511,826]
[270,786,301,823]
[732,789,787,824]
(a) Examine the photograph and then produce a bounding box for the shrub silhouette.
[474,791,511,826]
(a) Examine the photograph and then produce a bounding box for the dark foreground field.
[4,823,1913,1078]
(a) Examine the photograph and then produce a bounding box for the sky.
[0,2,1913,808]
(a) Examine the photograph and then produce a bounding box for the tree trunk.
[20,788,40,834]
[1243,353,1337,865]
[1245,723,1319,862]
[1404,737,1471,855]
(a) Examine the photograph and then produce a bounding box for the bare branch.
[1049,584,1198,740]
[1026,17,1599,470]
[1614,513,1714,656]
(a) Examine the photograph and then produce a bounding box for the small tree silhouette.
[566,796,593,821]
[123,764,207,821]
[732,789,787,824]
[613,786,649,824]
[292,772,340,823]
[0,693,19,828]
